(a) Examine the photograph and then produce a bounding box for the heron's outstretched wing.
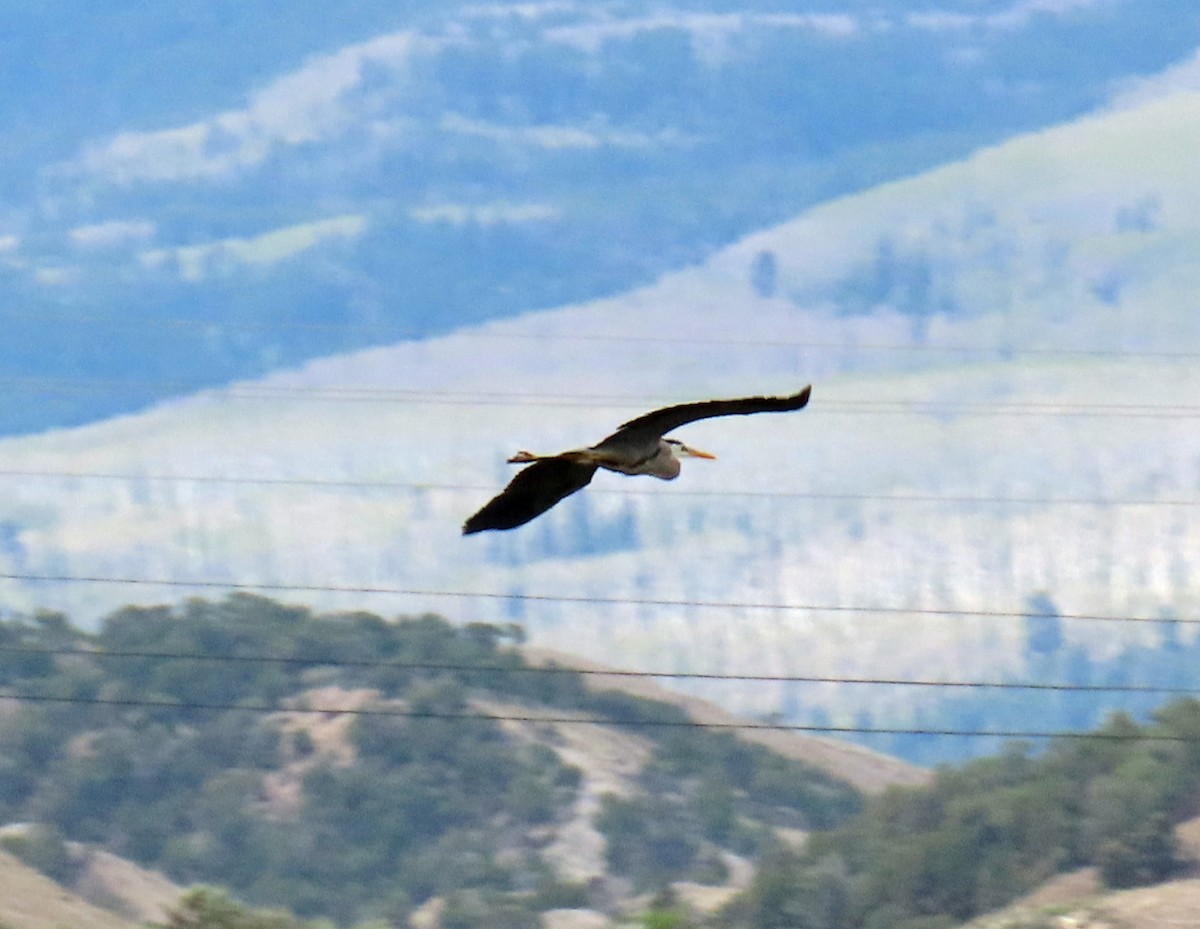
[607,385,811,442]
[462,457,599,534]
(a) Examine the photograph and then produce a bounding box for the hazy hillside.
[1,85,1197,762]
[4,1,1200,433]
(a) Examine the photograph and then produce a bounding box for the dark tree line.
[719,703,1200,928]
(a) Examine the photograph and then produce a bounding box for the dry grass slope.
[70,845,183,925]
[522,646,929,794]
[0,849,143,929]
[971,879,1200,929]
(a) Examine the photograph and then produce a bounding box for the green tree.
[163,887,311,929]
[597,794,701,890]
[692,772,736,842]
[1083,754,1180,887]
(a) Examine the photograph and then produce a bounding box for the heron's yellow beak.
[688,446,716,460]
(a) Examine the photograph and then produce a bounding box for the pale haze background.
[2,0,1199,763]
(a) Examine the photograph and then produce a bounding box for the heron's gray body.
[587,436,683,479]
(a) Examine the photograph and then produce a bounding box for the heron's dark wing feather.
[462,457,598,534]
[608,385,812,442]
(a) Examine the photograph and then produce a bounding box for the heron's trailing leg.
[508,449,595,465]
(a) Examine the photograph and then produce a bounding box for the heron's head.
[666,438,716,460]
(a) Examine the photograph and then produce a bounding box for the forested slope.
[718,702,1200,928]
[0,594,863,927]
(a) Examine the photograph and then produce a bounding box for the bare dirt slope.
[522,646,929,794]
[474,696,654,882]
[70,845,183,925]
[971,878,1200,929]
[471,695,756,925]
[0,849,143,929]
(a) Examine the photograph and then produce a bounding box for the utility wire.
[2,375,1197,418]
[0,690,1189,742]
[0,375,1183,406]
[0,642,1195,695]
[0,467,1193,508]
[4,308,1198,359]
[2,376,1196,412]
[0,571,1190,625]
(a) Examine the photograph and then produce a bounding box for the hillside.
[1,86,1199,762]
[522,647,927,795]
[713,700,1200,928]
[965,815,1200,928]
[10,663,1200,929]
[0,594,877,927]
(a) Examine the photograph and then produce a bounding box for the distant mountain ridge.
[4,1,1200,434]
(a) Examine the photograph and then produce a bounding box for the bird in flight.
[463,385,811,534]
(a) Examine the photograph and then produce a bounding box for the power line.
[5,308,1198,359]
[4,375,1197,413]
[0,570,1190,625]
[0,467,1193,508]
[1,642,1195,695]
[0,690,1190,741]
[3,375,1198,418]
[0,376,1162,407]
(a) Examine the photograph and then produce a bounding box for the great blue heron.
[463,385,811,534]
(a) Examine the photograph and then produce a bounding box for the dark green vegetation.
[0,594,859,927]
[597,721,859,894]
[719,704,1200,929]
[160,887,331,929]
